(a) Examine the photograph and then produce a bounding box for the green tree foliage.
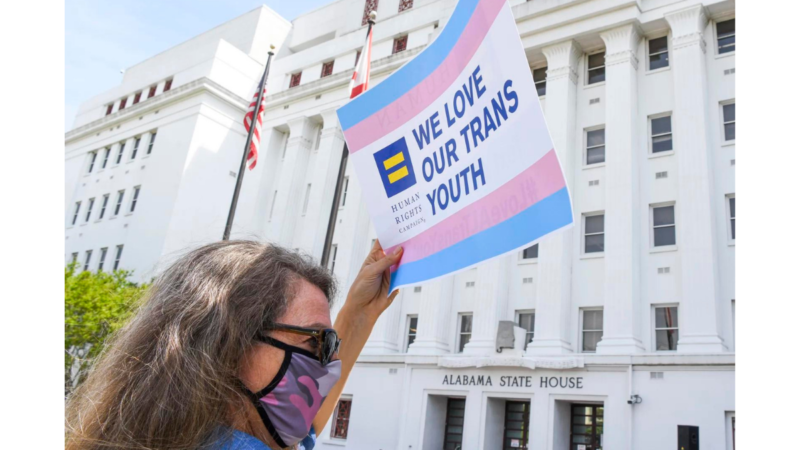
[65,263,148,394]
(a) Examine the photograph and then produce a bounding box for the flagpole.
[222,46,274,241]
[321,13,375,267]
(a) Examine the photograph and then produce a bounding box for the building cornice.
[65,77,249,145]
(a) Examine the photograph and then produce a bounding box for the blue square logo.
[373,137,417,198]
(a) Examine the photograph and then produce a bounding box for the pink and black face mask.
[244,335,342,448]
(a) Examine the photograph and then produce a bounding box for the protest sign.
[337,0,573,290]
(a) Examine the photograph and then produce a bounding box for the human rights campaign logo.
[373,137,417,198]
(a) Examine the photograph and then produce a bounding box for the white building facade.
[65,0,735,449]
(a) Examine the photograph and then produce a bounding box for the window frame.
[105,104,113,115]
[163,78,173,92]
[85,197,95,223]
[71,201,81,226]
[586,50,606,85]
[147,85,157,98]
[133,91,142,105]
[114,190,125,217]
[650,203,677,249]
[98,247,108,272]
[330,397,353,440]
[129,186,141,214]
[398,0,413,13]
[519,243,539,263]
[131,137,141,160]
[87,151,98,174]
[99,194,109,220]
[580,308,604,353]
[721,100,735,143]
[83,250,93,272]
[649,112,674,155]
[515,310,535,350]
[115,142,125,165]
[584,126,606,166]
[147,132,157,155]
[726,194,735,243]
[320,61,334,78]
[457,313,473,353]
[119,97,127,110]
[392,35,408,55]
[532,65,547,97]
[329,244,338,273]
[653,304,679,351]
[289,72,302,88]
[715,18,735,56]
[582,212,605,255]
[340,176,350,208]
[101,147,111,169]
[113,245,124,270]
[405,314,418,351]
[647,35,670,71]
[443,397,466,450]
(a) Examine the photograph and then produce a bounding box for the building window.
[362,0,378,26]
[522,243,538,260]
[85,198,95,223]
[131,137,141,160]
[727,195,736,241]
[654,306,679,351]
[71,253,78,265]
[587,51,605,84]
[650,114,673,153]
[114,190,125,216]
[533,66,546,97]
[503,401,531,450]
[119,97,127,110]
[133,91,142,104]
[399,0,413,12]
[652,205,676,247]
[648,36,669,70]
[586,128,605,165]
[83,250,93,271]
[329,244,338,273]
[101,148,111,169]
[99,194,109,219]
[458,314,472,353]
[302,184,311,215]
[584,214,604,254]
[116,143,125,164]
[581,309,603,352]
[289,72,302,88]
[717,19,735,54]
[406,315,418,351]
[443,398,465,450]
[72,201,81,226]
[517,311,535,349]
[269,191,278,221]
[392,35,408,54]
[147,132,157,154]
[331,399,352,439]
[163,78,173,92]
[571,404,604,449]
[723,102,735,141]
[87,151,98,173]
[98,247,108,271]
[321,61,334,78]
[112,245,123,270]
[105,104,113,115]
[340,177,350,208]
[148,85,157,98]
[130,186,141,213]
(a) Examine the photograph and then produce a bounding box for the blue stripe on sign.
[337,0,481,131]
[389,188,573,289]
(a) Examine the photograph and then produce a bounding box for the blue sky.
[65,0,332,131]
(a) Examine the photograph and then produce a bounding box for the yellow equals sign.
[383,151,408,184]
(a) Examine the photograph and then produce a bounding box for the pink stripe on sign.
[343,0,506,154]
[386,149,565,268]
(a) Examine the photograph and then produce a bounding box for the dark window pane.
[649,36,668,54]
[518,313,535,332]
[583,331,602,351]
[533,67,547,83]
[717,19,735,37]
[458,333,470,352]
[653,206,674,226]
[588,67,605,84]
[649,52,669,70]
[584,310,603,330]
[723,103,736,122]
[652,134,673,153]
[461,315,472,332]
[731,219,735,239]
[586,146,605,164]
[656,329,679,350]
[655,307,678,328]
[729,197,735,218]
[585,215,604,234]
[523,243,538,259]
[588,52,605,69]
[587,129,605,147]
[651,116,672,135]
[654,226,676,246]
[718,36,735,53]
[536,82,547,97]
[585,234,604,253]
[724,123,735,141]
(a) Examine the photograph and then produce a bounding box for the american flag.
[349,22,373,99]
[243,77,267,170]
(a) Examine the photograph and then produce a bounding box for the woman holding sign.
[65,240,402,450]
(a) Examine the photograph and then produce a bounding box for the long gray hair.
[65,240,336,449]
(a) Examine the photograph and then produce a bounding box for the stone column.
[270,116,314,247]
[596,24,645,354]
[665,5,727,352]
[362,289,402,354]
[408,277,455,354]
[296,108,346,260]
[528,40,581,355]
[463,256,512,355]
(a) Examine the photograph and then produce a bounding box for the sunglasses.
[258,323,341,366]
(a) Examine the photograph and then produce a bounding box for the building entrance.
[502,401,530,450]
[443,398,465,450]
[569,404,604,450]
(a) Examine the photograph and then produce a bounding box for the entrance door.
[570,404,604,450]
[443,398,465,450]
[502,400,530,450]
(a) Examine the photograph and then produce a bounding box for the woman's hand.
[344,240,403,322]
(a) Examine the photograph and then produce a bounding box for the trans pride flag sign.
[336,0,573,290]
